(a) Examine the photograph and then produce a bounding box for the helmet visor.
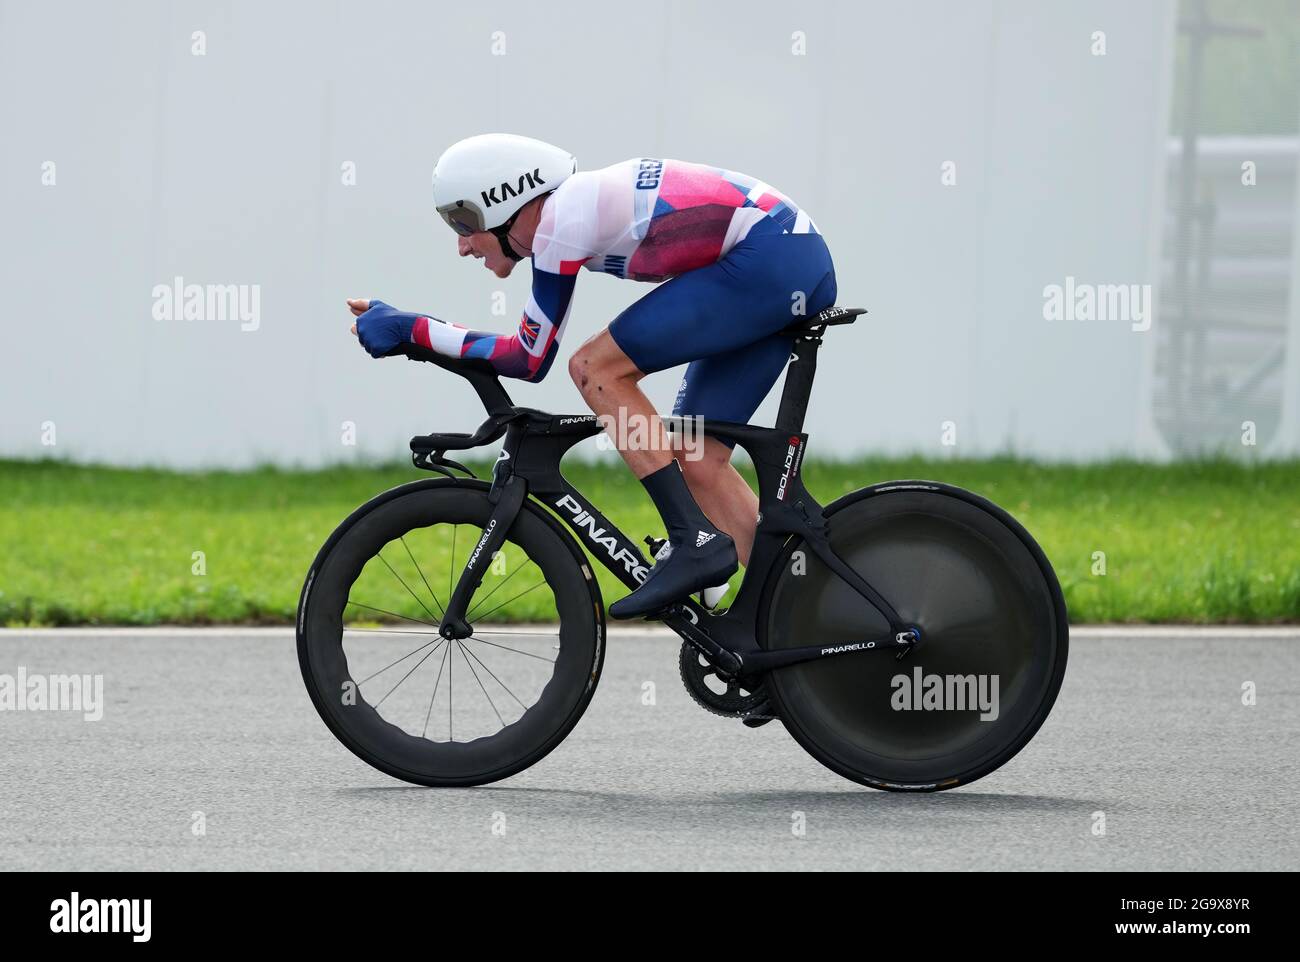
[438,203,485,237]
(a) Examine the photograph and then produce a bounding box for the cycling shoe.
[610,530,737,619]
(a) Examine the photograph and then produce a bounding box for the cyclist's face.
[457,231,517,279]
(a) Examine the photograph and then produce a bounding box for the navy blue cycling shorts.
[608,219,837,427]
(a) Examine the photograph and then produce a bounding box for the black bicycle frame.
[405,323,919,678]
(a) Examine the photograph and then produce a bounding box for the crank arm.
[662,607,745,675]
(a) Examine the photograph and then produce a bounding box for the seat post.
[774,332,822,433]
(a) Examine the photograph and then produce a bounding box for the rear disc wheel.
[762,482,1068,791]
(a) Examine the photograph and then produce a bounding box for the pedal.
[741,700,777,728]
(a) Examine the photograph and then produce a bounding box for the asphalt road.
[1,627,1297,871]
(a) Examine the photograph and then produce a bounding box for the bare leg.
[570,331,758,565]
[568,330,672,478]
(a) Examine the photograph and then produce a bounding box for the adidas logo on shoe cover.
[696,531,716,548]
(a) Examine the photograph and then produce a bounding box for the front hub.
[439,617,473,641]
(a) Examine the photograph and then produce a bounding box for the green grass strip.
[2,457,1297,625]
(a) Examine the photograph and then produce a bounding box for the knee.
[570,333,640,400]
[568,342,609,400]
[567,347,590,393]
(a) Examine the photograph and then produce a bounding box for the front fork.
[437,475,526,640]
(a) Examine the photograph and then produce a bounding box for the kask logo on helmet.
[481,168,546,209]
[434,134,574,232]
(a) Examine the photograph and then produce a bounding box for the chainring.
[678,641,768,718]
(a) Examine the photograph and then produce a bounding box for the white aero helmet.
[433,133,576,237]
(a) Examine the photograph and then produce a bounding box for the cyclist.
[350,133,837,618]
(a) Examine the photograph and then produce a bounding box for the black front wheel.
[761,481,1069,791]
[297,479,604,787]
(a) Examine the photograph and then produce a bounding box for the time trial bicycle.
[297,306,1069,790]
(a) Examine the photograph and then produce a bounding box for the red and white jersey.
[413,158,817,381]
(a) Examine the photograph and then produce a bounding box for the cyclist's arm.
[412,263,582,382]
[413,181,597,381]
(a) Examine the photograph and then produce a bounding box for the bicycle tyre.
[297,478,604,787]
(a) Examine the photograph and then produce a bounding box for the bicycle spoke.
[465,556,536,621]
[354,634,443,686]
[448,635,454,741]
[373,639,446,709]
[343,626,441,636]
[421,641,452,739]
[469,629,560,637]
[459,641,530,712]
[401,535,446,618]
[467,579,547,624]
[376,550,442,627]
[345,601,440,630]
[456,641,506,727]
[467,634,557,664]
